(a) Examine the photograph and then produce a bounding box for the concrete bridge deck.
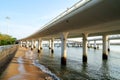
[19,0,120,65]
[0,47,52,80]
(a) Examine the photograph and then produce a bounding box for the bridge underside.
[21,0,120,40]
[19,0,120,65]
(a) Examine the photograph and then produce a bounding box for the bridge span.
[19,0,120,65]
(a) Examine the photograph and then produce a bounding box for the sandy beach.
[0,47,53,80]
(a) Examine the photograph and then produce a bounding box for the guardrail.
[38,0,90,31]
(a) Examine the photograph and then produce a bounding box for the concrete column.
[49,40,51,49]
[28,41,31,47]
[102,34,108,60]
[25,41,27,48]
[51,38,54,53]
[30,41,32,47]
[61,32,69,65]
[87,41,90,48]
[26,40,29,48]
[82,33,88,62]
[31,40,34,50]
[33,40,36,48]
[40,40,42,50]
[108,40,110,52]
[80,42,82,47]
[20,41,22,47]
[38,38,42,53]
[94,40,97,49]
[97,44,99,49]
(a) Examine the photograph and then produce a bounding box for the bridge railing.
[39,0,90,31]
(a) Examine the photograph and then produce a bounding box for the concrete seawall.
[0,45,18,75]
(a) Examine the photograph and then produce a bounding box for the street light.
[5,16,10,34]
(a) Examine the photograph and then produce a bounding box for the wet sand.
[0,47,52,80]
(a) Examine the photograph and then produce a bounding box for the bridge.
[87,35,120,50]
[19,0,120,65]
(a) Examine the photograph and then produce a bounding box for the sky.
[0,0,80,39]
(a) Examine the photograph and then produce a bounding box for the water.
[35,45,120,80]
[0,45,120,80]
[33,60,60,80]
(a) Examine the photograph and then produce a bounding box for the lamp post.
[5,16,10,34]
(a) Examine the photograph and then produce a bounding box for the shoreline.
[0,47,54,80]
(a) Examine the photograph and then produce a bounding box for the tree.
[0,33,17,46]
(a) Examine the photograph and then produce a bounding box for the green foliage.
[0,33,17,46]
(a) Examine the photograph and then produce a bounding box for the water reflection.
[81,62,88,73]
[36,46,120,79]
[36,49,43,58]
[61,65,67,70]
[49,50,54,58]
[100,60,110,79]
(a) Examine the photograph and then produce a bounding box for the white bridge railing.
[39,0,90,31]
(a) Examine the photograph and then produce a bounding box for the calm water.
[0,45,120,80]
[36,45,120,80]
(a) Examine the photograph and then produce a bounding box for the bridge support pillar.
[108,40,110,52]
[61,32,69,65]
[31,40,34,50]
[82,33,88,62]
[51,38,54,53]
[26,40,29,48]
[94,40,97,49]
[38,38,42,53]
[33,40,36,48]
[49,40,51,49]
[102,34,108,60]
[97,44,99,49]
[20,41,23,47]
[80,43,82,47]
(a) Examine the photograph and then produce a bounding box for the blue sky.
[0,0,80,39]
